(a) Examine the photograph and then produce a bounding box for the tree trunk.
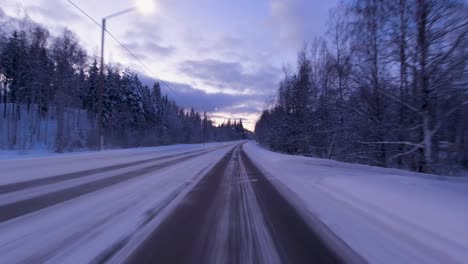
[422,114,433,173]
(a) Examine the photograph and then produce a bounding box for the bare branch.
[375,89,421,114]
[389,145,422,161]
[359,141,423,148]
[431,101,468,136]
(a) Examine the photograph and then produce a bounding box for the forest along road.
[125,144,344,264]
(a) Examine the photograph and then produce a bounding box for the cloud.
[268,0,338,48]
[125,40,176,58]
[209,111,261,131]
[197,35,244,55]
[25,0,81,22]
[220,102,265,114]
[139,74,266,111]
[121,21,176,59]
[122,19,177,60]
[123,21,163,42]
[145,41,176,56]
[179,59,280,95]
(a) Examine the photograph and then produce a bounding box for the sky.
[1,0,338,131]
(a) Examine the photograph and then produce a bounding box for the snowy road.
[0,145,227,222]
[2,141,462,264]
[125,144,345,264]
[0,142,349,264]
[0,143,239,263]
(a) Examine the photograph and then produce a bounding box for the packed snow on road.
[0,141,466,263]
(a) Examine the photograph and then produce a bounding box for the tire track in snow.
[125,146,237,263]
[224,146,280,264]
[0,146,229,222]
[239,146,343,264]
[126,144,343,264]
[0,146,234,264]
[0,146,225,195]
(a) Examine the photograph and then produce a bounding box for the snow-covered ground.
[0,142,237,263]
[0,142,229,160]
[0,142,233,185]
[243,142,468,264]
[0,104,93,152]
[1,141,466,263]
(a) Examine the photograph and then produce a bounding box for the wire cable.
[65,0,178,96]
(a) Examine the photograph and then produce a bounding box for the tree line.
[256,0,468,174]
[0,19,247,152]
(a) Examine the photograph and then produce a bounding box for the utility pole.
[96,5,153,151]
[98,18,106,151]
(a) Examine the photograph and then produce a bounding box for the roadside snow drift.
[243,142,468,264]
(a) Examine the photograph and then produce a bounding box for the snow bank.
[244,142,468,264]
[0,103,93,152]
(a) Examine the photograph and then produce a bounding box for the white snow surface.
[0,142,238,264]
[0,142,232,185]
[243,142,468,264]
[2,141,467,264]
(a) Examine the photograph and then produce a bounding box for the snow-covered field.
[0,142,237,263]
[243,142,468,264]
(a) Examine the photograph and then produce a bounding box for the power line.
[65,0,178,96]
[103,30,178,96]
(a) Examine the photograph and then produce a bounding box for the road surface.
[0,142,353,264]
[127,144,342,264]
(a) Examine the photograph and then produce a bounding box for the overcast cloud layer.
[2,0,337,130]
